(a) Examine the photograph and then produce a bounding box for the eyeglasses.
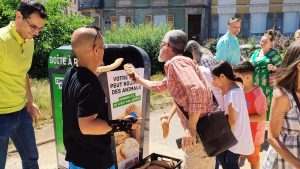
[160,41,169,48]
[24,18,43,32]
[85,26,101,48]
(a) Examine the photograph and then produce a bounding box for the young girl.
[211,61,254,169]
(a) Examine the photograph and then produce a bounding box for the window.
[218,14,233,35]
[266,12,283,32]
[153,15,167,26]
[211,14,219,38]
[251,13,266,36]
[283,12,299,34]
[167,15,174,28]
[119,16,132,27]
[145,15,153,24]
[236,13,250,38]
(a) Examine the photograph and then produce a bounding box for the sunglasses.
[85,26,101,47]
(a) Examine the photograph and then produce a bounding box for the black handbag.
[176,102,238,157]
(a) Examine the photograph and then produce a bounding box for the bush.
[104,24,170,74]
[203,38,218,55]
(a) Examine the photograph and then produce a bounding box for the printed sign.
[107,68,144,169]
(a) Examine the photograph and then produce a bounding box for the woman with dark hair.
[250,30,282,120]
[263,42,300,169]
[211,61,254,169]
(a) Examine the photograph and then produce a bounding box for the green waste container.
[48,44,151,169]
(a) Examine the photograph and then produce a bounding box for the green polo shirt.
[0,21,34,114]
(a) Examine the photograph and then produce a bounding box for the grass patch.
[30,78,52,125]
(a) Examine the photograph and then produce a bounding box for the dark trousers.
[216,150,240,169]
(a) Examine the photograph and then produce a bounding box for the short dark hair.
[17,1,47,19]
[227,16,241,25]
[212,61,242,82]
[233,61,255,74]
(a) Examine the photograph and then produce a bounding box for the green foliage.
[30,78,52,124]
[0,0,94,78]
[31,0,94,78]
[203,38,218,55]
[0,0,19,27]
[104,24,170,74]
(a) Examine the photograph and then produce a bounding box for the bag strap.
[291,90,300,113]
[174,101,189,120]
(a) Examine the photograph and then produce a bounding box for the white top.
[199,66,224,110]
[224,88,254,155]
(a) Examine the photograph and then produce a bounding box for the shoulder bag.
[175,102,238,157]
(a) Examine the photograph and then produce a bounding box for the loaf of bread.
[121,138,139,158]
[135,161,151,169]
[146,165,165,169]
[161,119,169,138]
[116,143,126,162]
[97,58,124,74]
[150,160,175,169]
[114,131,130,145]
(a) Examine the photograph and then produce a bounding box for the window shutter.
[111,16,117,28]
[167,15,174,28]
[145,15,153,24]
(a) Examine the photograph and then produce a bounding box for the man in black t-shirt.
[62,26,115,169]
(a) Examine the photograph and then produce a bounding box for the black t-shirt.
[62,66,113,169]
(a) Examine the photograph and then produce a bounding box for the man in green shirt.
[0,2,47,169]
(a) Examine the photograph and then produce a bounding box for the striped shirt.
[151,56,214,128]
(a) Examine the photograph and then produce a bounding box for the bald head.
[71,27,103,59]
[71,27,104,73]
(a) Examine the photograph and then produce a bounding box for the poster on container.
[106,68,144,169]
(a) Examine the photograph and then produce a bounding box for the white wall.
[283,12,299,33]
[250,13,266,34]
[218,14,234,34]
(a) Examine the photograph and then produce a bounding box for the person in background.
[249,29,282,120]
[216,17,244,66]
[233,61,267,169]
[294,29,300,42]
[129,30,216,169]
[186,40,217,71]
[211,61,254,169]
[0,2,47,169]
[62,26,114,169]
[263,42,300,169]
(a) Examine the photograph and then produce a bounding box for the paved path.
[6,106,268,169]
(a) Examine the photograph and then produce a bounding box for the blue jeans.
[0,108,39,169]
[69,162,115,169]
[216,150,240,169]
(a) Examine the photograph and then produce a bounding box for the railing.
[78,0,104,10]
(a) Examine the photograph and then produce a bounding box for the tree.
[0,0,94,78]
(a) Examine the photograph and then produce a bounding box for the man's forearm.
[25,74,33,103]
[187,112,200,134]
[137,77,155,90]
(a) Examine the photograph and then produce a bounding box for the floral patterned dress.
[250,48,282,120]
